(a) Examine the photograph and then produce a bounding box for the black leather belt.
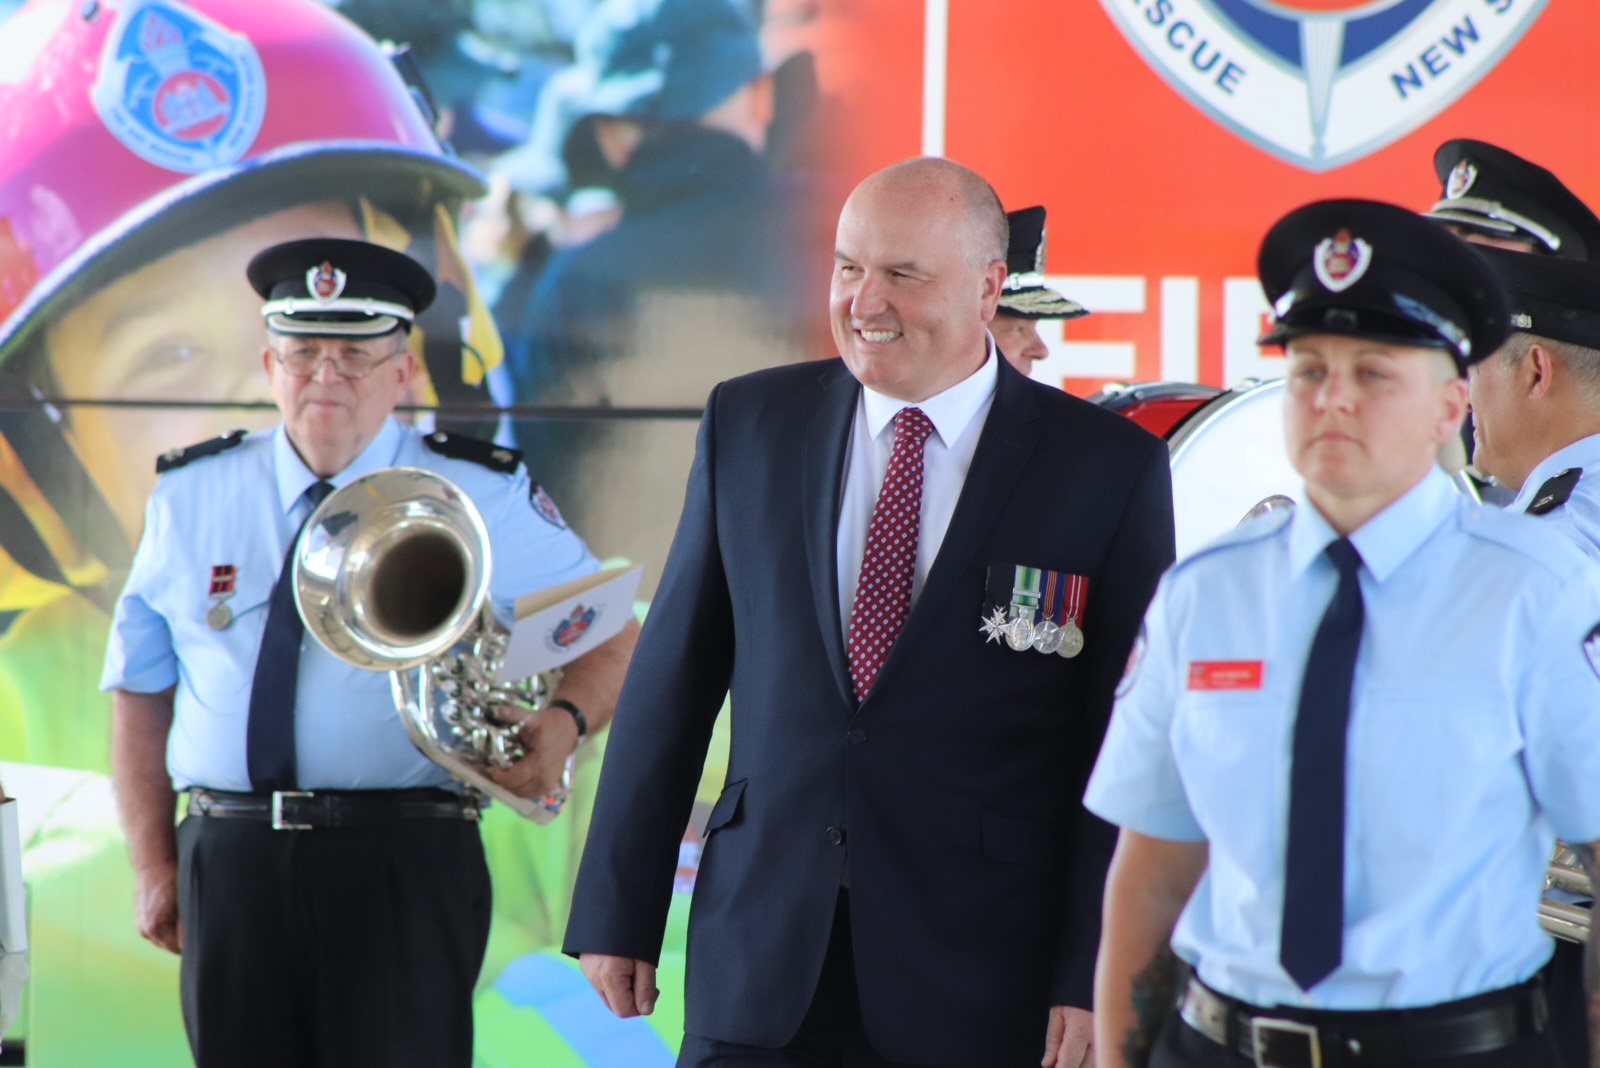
[188,788,481,830]
[1179,975,1546,1067]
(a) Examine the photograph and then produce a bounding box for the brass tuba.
[1541,843,1592,943]
[293,467,570,823]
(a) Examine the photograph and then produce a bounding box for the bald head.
[830,157,1008,401]
[851,157,1008,268]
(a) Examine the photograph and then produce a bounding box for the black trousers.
[1543,937,1590,1068]
[175,810,491,1068]
[1148,994,1565,1068]
[677,892,929,1068]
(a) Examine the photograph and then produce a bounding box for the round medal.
[1055,621,1084,658]
[1031,620,1063,655]
[1005,616,1035,652]
[206,602,232,630]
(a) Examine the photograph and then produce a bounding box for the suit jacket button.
[826,826,845,846]
[846,728,866,745]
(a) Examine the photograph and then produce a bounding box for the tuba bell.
[293,466,571,823]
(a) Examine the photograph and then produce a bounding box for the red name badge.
[1187,661,1264,691]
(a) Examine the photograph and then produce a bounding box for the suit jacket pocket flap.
[980,809,1056,870]
[703,778,748,837]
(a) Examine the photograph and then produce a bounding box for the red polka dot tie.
[847,406,935,700]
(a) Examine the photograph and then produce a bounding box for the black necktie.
[246,480,333,791]
[1280,537,1365,991]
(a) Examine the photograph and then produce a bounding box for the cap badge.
[1313,229,1371,293]
[307,261,347,304]
[1446,159,1478,200]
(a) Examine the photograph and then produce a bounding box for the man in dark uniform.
[991,206,1090,376]
[1426,138,1600,259]
[102,238,638,1068]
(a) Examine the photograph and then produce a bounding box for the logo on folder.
[1097,0,1546,171]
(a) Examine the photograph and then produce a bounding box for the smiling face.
[829,165,1004,401]
[1283,333,1466,523]
[263,330,414,477]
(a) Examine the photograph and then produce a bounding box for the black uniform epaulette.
[156,429,248,474]
[421,430,522,474]
[1526,467,1582,515]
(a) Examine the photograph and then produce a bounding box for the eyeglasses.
[273,347,399,380]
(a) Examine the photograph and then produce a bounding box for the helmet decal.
[89,0,267,173]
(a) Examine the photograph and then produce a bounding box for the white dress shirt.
[836,338,998,640]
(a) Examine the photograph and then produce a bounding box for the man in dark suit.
[563,157,1176,1068]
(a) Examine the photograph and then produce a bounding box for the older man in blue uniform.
[102,237,637,1068]
[1088,201,1600,1068]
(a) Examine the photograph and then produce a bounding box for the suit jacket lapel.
[800,361,860,710]
[868,358,1041,698]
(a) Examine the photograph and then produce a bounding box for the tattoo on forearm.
[1122,945,1187,1068]
[1573,842,1600,1068]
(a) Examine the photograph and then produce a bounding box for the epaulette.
[1526,467,1582,516]
[1172,505,1292,572]
[421,430,522,474]
[156,429,248,474]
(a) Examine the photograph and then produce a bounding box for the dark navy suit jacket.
[564,354,1175,1066]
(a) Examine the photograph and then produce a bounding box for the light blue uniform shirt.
[1510,433,1600,564]
[101,417,600,791]
[1085,467,1600,1010]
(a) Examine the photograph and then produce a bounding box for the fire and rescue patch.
[90,0,267,173]
[1097,1,1547,172]
[1313,229,1371,293]
[308,261,346,303]
[531,484,567,529]
[1116,621,1148,699]
[546,603,600,653]
[1584,622,1600,683]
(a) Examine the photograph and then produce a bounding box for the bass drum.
[1097,378,1480,560]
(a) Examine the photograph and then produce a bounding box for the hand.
[487,704,580,800]
[1044,1005,1095,1068]
[134,863,182,954]
[579,953,658,1018]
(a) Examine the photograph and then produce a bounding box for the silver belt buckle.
[271,790,315,831]
[1250,1016,1321,1068]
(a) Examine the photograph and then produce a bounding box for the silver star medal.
[980,607,1010,644]
[1031,620,1063,655]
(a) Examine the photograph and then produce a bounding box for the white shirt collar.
[1509,432,1600,511]
[859,334,999,447]
[273,416,403,515]
[1287,465,1457,583]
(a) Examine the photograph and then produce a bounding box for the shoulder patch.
[1526,468,1582,516]
[530,483,567,529]
[421,431,522,474]
[156,429,248,474]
